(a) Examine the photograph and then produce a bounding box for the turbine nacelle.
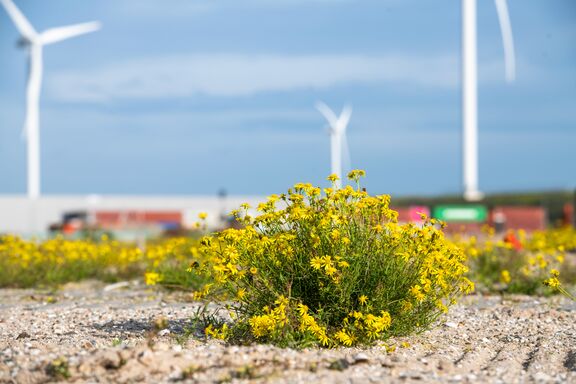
[315,101,352,136]
[16,35,30,48]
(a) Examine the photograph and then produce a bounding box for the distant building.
[0,195,266,238]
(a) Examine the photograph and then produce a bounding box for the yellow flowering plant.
[193,171,472,347]
[0,235,145,287]
[457,227,575,295]
[0,235,209,289]
[543,269,575,301]
[143,237,211,290]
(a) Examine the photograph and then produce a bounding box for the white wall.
[0,195,266,236]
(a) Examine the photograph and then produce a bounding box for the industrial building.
[0,195,266,238]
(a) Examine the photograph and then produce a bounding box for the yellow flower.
[331,229,341,241]
[500,270,511,284]
[334,329,354,346]
[205,324,229,340]
[409,285,425,302]
[460,278,475,294]
[144,272,162,286]
[236,288,246,300]
[550,269,560,277]
[358,295,368,305]
[543,277,560,288]
[435,299,448,313]
[198,212,208,220]
[385,344,397,353]
[325,265,337,276]
[327,174,340,182]
[347,169,366,181]
[338,260,350,268]
[249,314,276,337]
[310,257,323,270]
[400,300,413,312]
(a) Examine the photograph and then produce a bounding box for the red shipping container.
[95,211,182,228]
[489,206,546,232]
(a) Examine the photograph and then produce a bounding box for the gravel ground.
[0,281,575,384]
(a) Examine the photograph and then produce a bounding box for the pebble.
[352,353,370,364]
[0,283,574,384]
[533,371,553,382]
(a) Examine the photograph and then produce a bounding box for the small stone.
[16,332,31,340]
[445,322,458,328]
[103,282,130,292]
[328,358,349,371]
[82,341,95,350]
[399,370,422,379]
[533,372,552,382]
[352,353,370,364]
[158,329,170,337]
[168,367,184,381]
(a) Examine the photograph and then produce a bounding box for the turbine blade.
[338,104,353,133]
[0,0,37,39]
[40,21,101,45]
[494,0,516,82]
[315,101,339,128]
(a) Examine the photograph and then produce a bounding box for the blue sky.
[0,0,574,197]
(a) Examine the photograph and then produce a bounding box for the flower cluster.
[193,171,471,347]
[455,227,576,295]
[0,235,206,288]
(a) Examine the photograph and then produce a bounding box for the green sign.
[433,205,488,223]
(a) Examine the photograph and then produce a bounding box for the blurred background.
[0,0,574,236]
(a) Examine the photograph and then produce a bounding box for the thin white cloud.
[47,53,459,102]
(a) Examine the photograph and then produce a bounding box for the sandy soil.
[0,281,574,383]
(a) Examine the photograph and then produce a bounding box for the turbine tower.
[316,101,352,189]
[462,0,515,201]
[0,0,100,200]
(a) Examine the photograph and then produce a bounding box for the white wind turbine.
[462,0,515,201]
[316,101,352,189]
[0,0,101,201]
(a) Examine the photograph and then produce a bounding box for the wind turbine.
[0,0,101,201]
[462,0,515,201]
[316,101,352,189]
